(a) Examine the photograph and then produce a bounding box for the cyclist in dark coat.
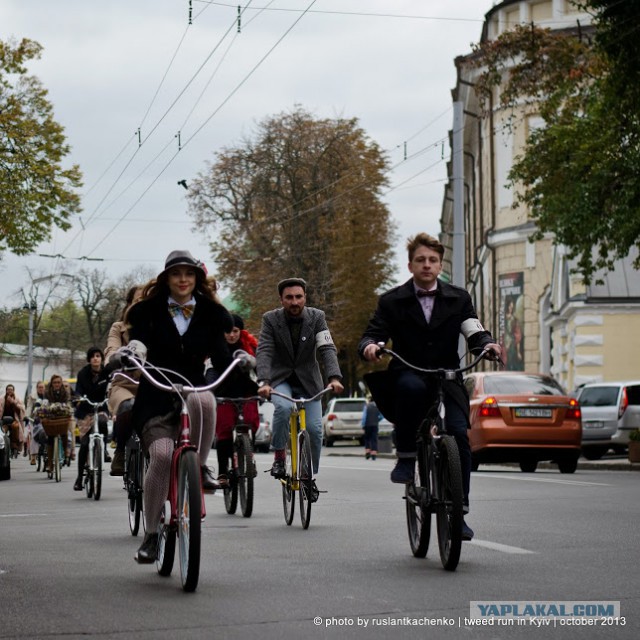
[126,250,233,563]
[359,232,501,540]
[73,347,110,490]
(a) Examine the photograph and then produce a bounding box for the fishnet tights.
[143,392,216,532]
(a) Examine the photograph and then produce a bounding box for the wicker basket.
[41,417,72,437]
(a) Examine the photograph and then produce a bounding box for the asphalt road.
[1,447,638,640]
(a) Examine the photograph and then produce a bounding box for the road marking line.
[0,514,48,518]
[469,539,536,554]
[475,473,610,487]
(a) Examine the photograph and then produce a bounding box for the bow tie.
[169,302,195,319]
[416,288,437,298]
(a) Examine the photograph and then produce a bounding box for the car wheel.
[519,460,538,473]
[557,456,578,474]
[582,446,607,460]
[324,437,334,447]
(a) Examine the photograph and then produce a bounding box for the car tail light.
[327,414,337,421]
[567,398,581,420]
[479,397,500,417]
[618,387,628,419]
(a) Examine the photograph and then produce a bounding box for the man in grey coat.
[256,278,344,497]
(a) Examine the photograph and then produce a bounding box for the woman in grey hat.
[126,250,233,563]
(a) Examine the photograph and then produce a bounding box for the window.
[578,386,619,407]
[483,374,565,396]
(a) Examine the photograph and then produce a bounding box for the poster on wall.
[498,272,525,370]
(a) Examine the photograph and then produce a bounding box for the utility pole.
[23,298,37,400]
[452,101,465,288]
[452,101,466,359]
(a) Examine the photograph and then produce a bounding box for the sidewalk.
[325,448,640,471]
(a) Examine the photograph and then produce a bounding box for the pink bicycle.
[116,348,255,592]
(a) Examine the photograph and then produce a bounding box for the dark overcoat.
[127,292,233,430]
[358,278,495,425]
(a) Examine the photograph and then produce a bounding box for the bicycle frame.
[87,401,107,475]
[76,396,108,498]
[270,388,331,491]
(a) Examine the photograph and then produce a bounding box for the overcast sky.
[1,0,490,307]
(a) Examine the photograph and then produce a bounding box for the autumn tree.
[471,0,640,282]
[187,107,397,393]
[0,38,82,258]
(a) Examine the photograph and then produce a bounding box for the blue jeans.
[394,370,471,504]
[271,382,323,474]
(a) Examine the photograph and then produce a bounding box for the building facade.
[441,0,640,390]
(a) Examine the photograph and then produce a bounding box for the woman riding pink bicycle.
[126,250,234,563]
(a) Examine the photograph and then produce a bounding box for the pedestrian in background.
[361,397,381,460]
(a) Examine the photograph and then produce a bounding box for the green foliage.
[0,38,82,257]
[471,2,640,283]
[629,429,640,443]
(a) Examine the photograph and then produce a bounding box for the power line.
[86,0,321,256]
[194,1,483,24]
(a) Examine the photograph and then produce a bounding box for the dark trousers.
[394,370,471,503]
[113,399,134,452]
[363,425,378,452]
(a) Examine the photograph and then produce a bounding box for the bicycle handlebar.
[376,344,494,379]
[74,396,109,409]
[217,395,264,404]
[269,387,334,405]
[116,349,255,396]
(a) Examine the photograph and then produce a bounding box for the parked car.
[254,418,272,453]
[322,397,367,446]
[576,381,640,459]
[464,371,582,473]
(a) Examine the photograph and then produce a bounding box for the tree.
[471,1,640,282]
[187,107,397,392]
[0,38,82,257]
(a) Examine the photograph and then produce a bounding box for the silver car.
[322,398,367,446]
[577,381,640,459]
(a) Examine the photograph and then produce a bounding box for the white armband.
[461,318,486,339]
[315,330,335,347]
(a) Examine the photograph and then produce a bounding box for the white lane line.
[0,513,48,518]
[474,473,610,487]
[469,539,536,554]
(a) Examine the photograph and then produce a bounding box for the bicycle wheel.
[53,437,61,483]
[298,430,313,529]
[406,428,431,558]
[282,430,295,526]
[436,435,464,571]
[177,450,201,592]
[93,439,103,501]
[238,433,254,518]
[223,448,238,515]
[127,447,141,536]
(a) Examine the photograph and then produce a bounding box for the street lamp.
[22,298,37,399]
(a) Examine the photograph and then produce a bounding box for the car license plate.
[584,421,604,429]
[514,407,553,418]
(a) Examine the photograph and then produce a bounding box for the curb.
[325,450,640,471]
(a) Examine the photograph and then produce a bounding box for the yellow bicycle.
[269,388,332,529]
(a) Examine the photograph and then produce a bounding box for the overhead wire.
[86,0,320,256]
